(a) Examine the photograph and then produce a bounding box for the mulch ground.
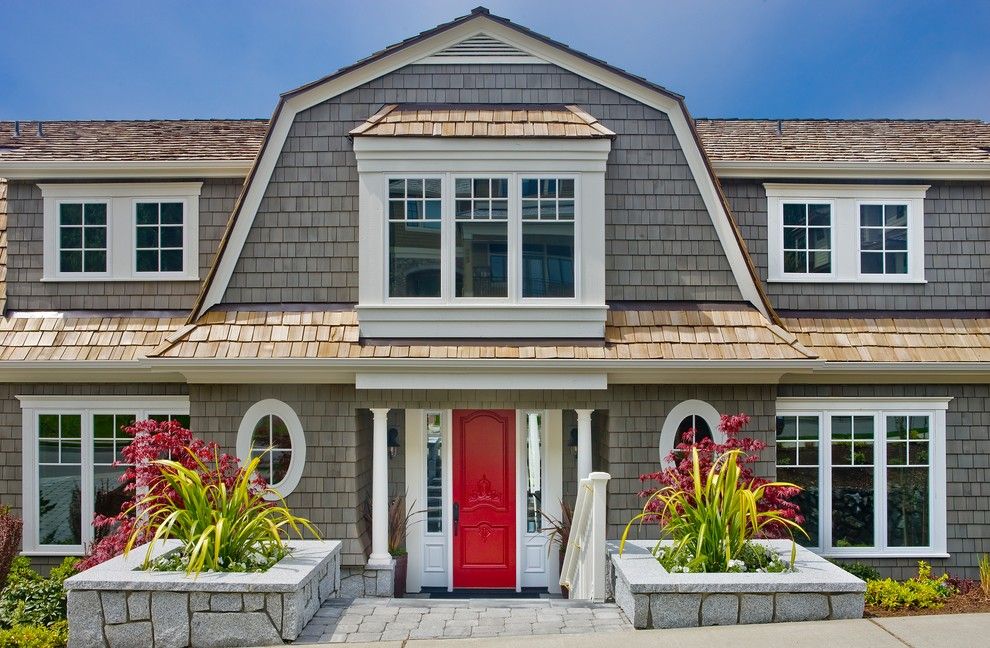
[866,588,990,617]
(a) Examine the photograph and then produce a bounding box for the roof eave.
[0,159,254,180]
[711,160,990,180]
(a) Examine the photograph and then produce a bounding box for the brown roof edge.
[680,99,782,326]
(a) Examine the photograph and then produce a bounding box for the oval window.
[659,400,724,459]
[236,399,306,499]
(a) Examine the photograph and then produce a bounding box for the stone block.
[190,612,282,648]
[243,593,265,612]
[266,594,283,632]
[151,591,190,648]
[127,592,150,621]
[774,593,829,622]
[68,590,107,648]
[739,594,773,624]
[191,592,210,612]
[830,592,865,620]
[210,593,243,612]
[613,577,648,629]
[650,593,701,628]
[106,621,153,648]
[701,594,739,626]
[340,573,366,598]
[102,591,127,624]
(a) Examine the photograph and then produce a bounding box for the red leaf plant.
[638,413,804,538]
[78,419,261,570]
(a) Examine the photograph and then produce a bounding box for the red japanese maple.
[638,413,804,538]
[79,419,255,570]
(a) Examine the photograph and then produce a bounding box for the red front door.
[452,409,516,589]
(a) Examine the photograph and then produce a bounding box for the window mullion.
[81,409,95,548]
[822,412,833,552]
[442,174,453,304]
[875,411,888,551]
[510,173,520,302]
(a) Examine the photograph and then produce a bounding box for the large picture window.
[19,396,190,554]
[384,174,579,303]
[775,398,948,557]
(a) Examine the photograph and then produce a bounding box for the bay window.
[775,398,948,557]
[19,396,190,554]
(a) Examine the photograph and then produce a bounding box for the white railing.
[559,471,610,601]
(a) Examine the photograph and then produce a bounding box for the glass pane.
[783,227,806,250]
[886,252,908,274]
[783,251,806,273]
[473,178,489,198]
[558,179,574,198]
[521,178,539,199]
[455,222,508,298]
[388,201,404,219]
[62,415,81,438]
[136,227,158,248]
[860,228,883,251]
[886,416,907,440]
[854,415,877,441]
[908,417,929,440]
[251,416,271,448]
[798,440,818,465]
[94,464,128,524]
[424,179,441,199]
[271,415,291,449]
[39,414,59,438]
[60,250,82,273]
[60,227,82,249]
[84,226,106,249]
[539,179,556,198]
[808,227,830,250]
[160,226,183,248]
[136,250,159,272]
[425,412,443,533]
[809,249,831,272]
[39,464,82,545]
[93,414,114,439]
[84,250,106,272]
[388,179,405,199]
[521,200,539,220]
[783,203,806,226]
[808,204,830,226]
[389,222,441,297]
[778,466,819,548]
[860,204,883,227]
[558,200,575,220]
[160,249,183,272]
[776,416,798,441]
[455,178,471,198]
[269,450,292,484]
[832,466,874,547]
[799,416,820,440]
[491,200,508,220]
[861,252,883,274]
[885,228,908,251]
[160,202,183,224]
[60,203,82,225]
[887,442,907,466]
[522,222,574,298]
[39,439,59,463]
[885,204,907,226]
[136,203,158,225]
[525,413,543,534]
[888,466,929,547]
[909,441,929,464]
[491,178,508,198]
[776,442,796,466]
[84,203,107,224]
[407,179,423,198]
[455,200,472,218]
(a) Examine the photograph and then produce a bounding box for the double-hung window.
[40,183,201,281]
[766,184,927,283]
[19,396,190,554]
[775,398,949,557]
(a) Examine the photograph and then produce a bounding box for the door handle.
[453,502,459,535]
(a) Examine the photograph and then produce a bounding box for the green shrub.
[865,561,955,610]
[620,448,806,573]
[836,561,882,582]
[0,621,68,648]
[127,450,318,574]
[0,557,77,629]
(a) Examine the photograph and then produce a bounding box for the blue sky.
[2,0,988,121]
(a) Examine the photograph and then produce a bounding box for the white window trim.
[776,397,950,559]
[765,184,928,284]
[354,138,609,338]
[236,399,306,501]
[659,399,725,459]
[39,182,202,282]
[17,395,190,556]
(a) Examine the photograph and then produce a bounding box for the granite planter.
[64,539,341,648]
[611,539,865,629]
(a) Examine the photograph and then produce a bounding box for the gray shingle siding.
[725,179,990,311]
[4,178,240,312]
[221,63,744,305]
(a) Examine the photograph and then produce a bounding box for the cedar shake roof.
[694,119,990,163]
[0,315,185,361]
[0,119,268,162]
[349,104,615,138]
[149,307,813,361]
[784,316,990,362]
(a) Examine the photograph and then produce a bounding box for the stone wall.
[65,540,341,648]
[612,540,865,629]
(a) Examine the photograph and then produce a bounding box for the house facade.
[1,8,988,593]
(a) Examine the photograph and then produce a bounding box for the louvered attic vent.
[434,34,528,57]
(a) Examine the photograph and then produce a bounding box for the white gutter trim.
[711,160,990,180]
[0,160,253,179]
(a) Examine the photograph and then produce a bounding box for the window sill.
[357,303,608,338]
[41,275,201,283]
[21,549,85,557]
[768,276,927,285]
[817,551,949,560]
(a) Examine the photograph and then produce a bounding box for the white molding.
[355,371,606,391]
[0,160,252,180]
[193,15,769,320]
[659,399,725,458]
[417,55,543,65]
[39,182,202,282]
[235,399,307,500]
[714,160,990,181]
[765,183,928,284]
[19,396,190,554]
[775,397,950,557]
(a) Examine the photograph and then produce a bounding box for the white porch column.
[368,407,392,568]
[575,409,594,483]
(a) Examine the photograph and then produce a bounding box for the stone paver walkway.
[295,597,632,643]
